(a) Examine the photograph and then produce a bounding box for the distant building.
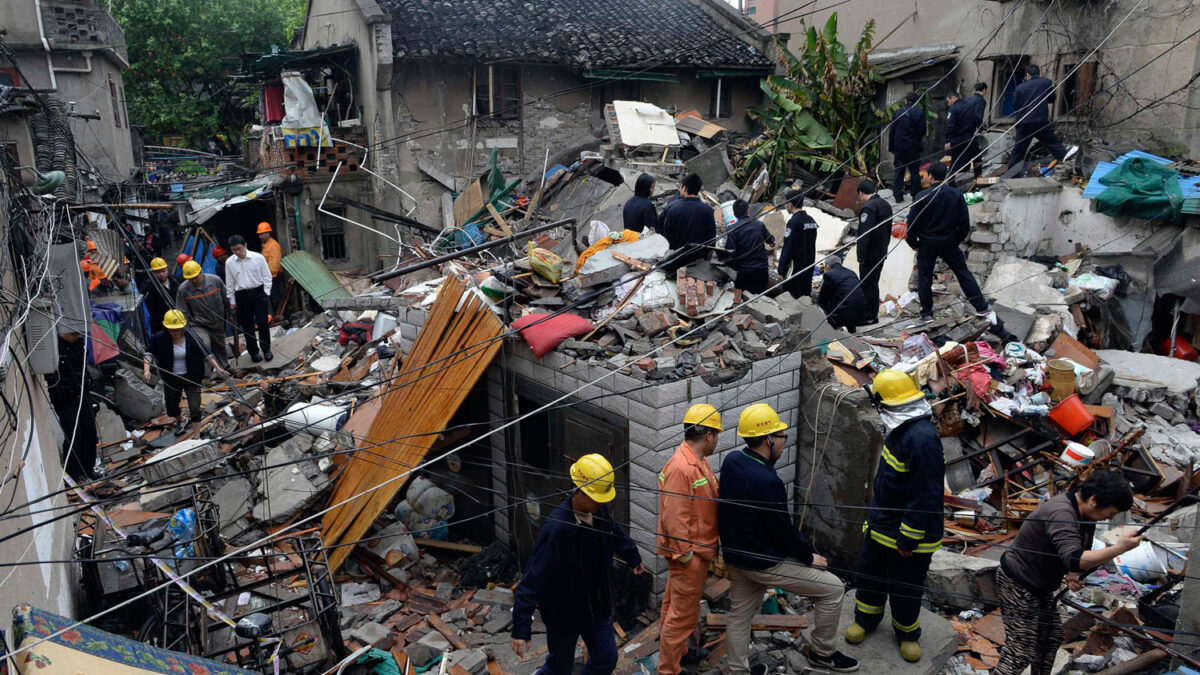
[744,0,781,33]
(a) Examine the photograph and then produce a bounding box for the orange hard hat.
[176,253,192,267]
[257,222,272,234]
[86,240,97,251]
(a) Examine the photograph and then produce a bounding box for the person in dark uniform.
[966,83,989,178]
[943,91,976,177]
[139,256,180,339]
[907,163,990,324]
[723,200,775,294]
[623,173,659,234]
[1008,65,1068,172]
[47,331,99,481]
[890,92,926,202]
[658,173,716,269]
[845,370,945,663]
[817,255,867,333]
[778,188,818,299]
[855,180,892,324]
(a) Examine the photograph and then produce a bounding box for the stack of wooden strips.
[322,276,505,570]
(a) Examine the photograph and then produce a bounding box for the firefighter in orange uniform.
[656,403,722,675]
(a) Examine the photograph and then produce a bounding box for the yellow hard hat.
[737,403,788,438]
[871,369,924,407]
[149,257,167,271]
[162,309,187,330]
[182,260,202,279]
[683,403,722,431]
[570,453,616,503]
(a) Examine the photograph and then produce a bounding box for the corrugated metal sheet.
[280,251,351,307]
[1082,150,1175,199]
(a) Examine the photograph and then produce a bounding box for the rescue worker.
[719,404,858,673]
[47,330,99,481]
[993,472,1140,675]
[140,257,180,338]
[212,245,230,283]
[778,188,818,299]
[225,234,273,363]
[257,222,284,311]
[1008,65,1068,173]
[623,173,659,234]
[906,163,990,325]
[723,200,774,294]
[142,310,226,435]
[656,404,722,675]
[176,260,230,368]
[658,173,715,269]
[890,91,926,203]
[966,83,989,178]
[816,255,868,333]
[511,454,644,675]
[943,91,975,177]
[845,370,944,663]
[854,180,893,323]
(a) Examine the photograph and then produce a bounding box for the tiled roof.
[381,0,771,69]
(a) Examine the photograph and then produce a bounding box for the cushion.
[510,313,593,359]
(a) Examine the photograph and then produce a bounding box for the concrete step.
[832,601,957,675]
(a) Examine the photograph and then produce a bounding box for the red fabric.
[511,312,593,359]
[263,85,284,124]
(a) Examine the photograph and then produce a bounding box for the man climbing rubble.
[816,255,868,334]
[511,454,644,675]
[656,404,722,675]
[845,369,944,663]
[719,404,859,672]
[176,260,230,370]
[722,200,774,295]
[993,472,1141,675]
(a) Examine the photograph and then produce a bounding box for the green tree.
[112,0,305,148]
[739,14,890,193]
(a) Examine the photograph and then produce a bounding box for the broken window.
[710,77,732,119]
[108,74,122,128]
[319,205,348,261]
[473,65,522,121]
[1057,58,1096,118]
[990,56,1029,119]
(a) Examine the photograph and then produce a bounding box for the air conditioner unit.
[25,298,59,375]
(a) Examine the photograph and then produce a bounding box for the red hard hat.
[176,253,192,266]
[211,246,228,257]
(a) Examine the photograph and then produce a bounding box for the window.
[0,69,19,87]
[990,56,1029,119]
[108,74,121,128]
[473,65,522,121]
[747,6,756,14]
[709,77,732,118]
[320,206,348,261]
[1057,59,1096,118]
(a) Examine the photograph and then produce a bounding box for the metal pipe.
[371,218,577,282]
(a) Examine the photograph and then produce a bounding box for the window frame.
[318,204,349,261]
[709,77,732,119]
[473,64,522,121]
[989,55,1030,123]
[1055,56,1097,120]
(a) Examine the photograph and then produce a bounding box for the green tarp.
[1096,156,1184,222]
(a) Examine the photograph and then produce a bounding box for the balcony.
[42,0,128,64]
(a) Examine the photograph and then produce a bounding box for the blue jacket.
[1013,76,1056,125]
[718,448,814,570]
[944,99,975,144]
[889,103,926,157]
[723,218,774,272]
[512,496,641,639]
[658,196,716,250]
[864,415,944,554]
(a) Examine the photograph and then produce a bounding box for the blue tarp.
[1082,149,1200,200]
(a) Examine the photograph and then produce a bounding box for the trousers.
[657,556,709,675]
[915,241,988,315]
[851,538,933,640]
[234,287,272,357]
[857,253,885,322]
[163,373,201,421]
[992,568,1063,675]
[734,268,769,295]
[189,325,228,368]
[1009,123,1068,169]
[537,615,618,675]
[892,152,922,201]
[726,560,844,674]
[948,137,975,177]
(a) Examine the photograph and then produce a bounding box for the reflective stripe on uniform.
[856,600,884,615]
[899,522,924,540]
[892,617,920,633]
[867,527,942,554]
[881,446,908,472]
[692,477,709,489]
[659,472,666,484]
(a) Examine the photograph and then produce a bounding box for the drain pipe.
[33,0,58,91]
[370,218,577,282]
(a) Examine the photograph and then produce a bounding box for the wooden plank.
[704,614,808,631]
[610,252,651,272]
[414,537,484,553]
[428,614,470,650]
[486,203,514,236]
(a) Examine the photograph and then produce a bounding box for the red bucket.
[1049,394,1095,437]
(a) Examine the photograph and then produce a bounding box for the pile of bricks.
[676,267,717,317]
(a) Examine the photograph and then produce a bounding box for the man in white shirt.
[225,234,274,362]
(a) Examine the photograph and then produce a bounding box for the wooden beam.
[414,537,484,554]
[486,203,514,236]
[427,614,470,650]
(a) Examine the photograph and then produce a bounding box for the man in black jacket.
[512,454,643,675]
[907,163,990,324]
[817,255,867,333]
[966,83,988,178]
[720,404,859,673]
[1008,65,1068,172]
[943,91,975,177]
[845,370,945,663]
[658,173,716,269]
[48,331,99,481]
[723,200,775,294]
[778,188,818,298]
[855,180,892,322]
[890,91,926,202]
[139,257,180,338]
